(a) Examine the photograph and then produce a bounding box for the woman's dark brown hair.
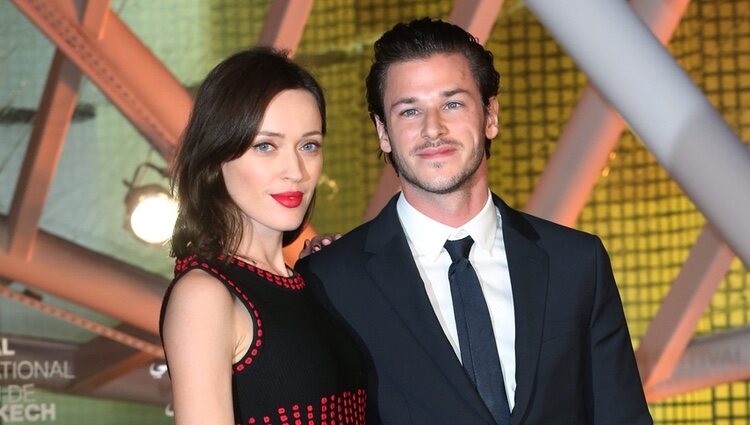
[170,47,326,259]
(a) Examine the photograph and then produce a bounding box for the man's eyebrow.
[390,97,418,110]
[389,89,470,110]
[442,88,469,97]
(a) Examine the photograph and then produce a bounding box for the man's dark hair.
[365,17,500,162]
[170,47,325,259]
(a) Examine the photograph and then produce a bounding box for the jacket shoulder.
[499,199,600,250]
[305,220,373,266]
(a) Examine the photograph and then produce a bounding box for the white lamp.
[123,162,177,245]
[126,184,177,244]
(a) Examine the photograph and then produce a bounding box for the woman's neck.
[234,228,289,277]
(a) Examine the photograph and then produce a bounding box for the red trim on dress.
[227,255,305,290]
[174,255,264,373]
[173,256,366,424]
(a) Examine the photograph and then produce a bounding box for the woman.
[160,47,367,425]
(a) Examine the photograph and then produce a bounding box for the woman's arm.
[162,269,241,425]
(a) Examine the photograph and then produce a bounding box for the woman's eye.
[301,141,322,153]
[253,142,273,152]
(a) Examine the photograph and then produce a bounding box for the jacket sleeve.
[589,236,653,424]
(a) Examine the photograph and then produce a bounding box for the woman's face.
[222,88,323,240]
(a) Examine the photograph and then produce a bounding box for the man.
[297,18,652,425]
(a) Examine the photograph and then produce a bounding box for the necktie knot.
[444,236,474,262]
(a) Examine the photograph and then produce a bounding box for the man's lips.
[271,191,303,208]
[416,145,457,159]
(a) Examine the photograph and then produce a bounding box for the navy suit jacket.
[297,194,652,424]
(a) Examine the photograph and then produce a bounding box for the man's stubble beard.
[389,136,485,195]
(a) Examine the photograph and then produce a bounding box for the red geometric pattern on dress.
[244,389,367,425]
[173,255,263,374]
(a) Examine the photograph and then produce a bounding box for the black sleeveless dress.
[160,255,367,425]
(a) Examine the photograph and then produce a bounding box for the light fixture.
[123,162,177,245]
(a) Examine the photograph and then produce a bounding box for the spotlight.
[123,163,176,245]
[125,184,177,244]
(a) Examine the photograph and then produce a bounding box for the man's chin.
[403,175,465,195]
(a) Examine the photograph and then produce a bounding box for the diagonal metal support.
[6,0,109,261]
[257,0,314,57]
[68,324,161,394]
[0,333,170,404]
[70,351,156,394]
[7,53,81,260]
[0,214,167,336]
[636,225,735,389]
[647,327,750,401]
[0,280,163,356]
[449,0,504,44]
[12,0,192,160]
[363,0,504,221]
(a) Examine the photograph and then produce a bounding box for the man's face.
[376,53,498,196]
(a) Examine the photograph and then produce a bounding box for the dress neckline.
[174,254,305,290]
[227,255,305,290]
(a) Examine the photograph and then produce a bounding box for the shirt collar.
[396,191,498,262]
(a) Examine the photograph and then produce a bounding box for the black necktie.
[445,236,510,425]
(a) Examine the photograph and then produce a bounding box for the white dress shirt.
[396,191,516,409]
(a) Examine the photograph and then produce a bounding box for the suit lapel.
[365,196,496,424]
[493,195,549,425]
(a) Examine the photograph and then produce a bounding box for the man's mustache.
[409,139,462,155]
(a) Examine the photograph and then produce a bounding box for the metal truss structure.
[2,0,749,406]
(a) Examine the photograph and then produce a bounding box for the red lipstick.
[271,191,303,208]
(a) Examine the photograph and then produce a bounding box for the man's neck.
[402,182,490,228]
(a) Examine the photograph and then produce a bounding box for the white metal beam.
[525,0,690,226]
[647,327,750,401]
[524,0,750,267]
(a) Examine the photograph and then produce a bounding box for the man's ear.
[485,96,499,140]
[374,115,392,153]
